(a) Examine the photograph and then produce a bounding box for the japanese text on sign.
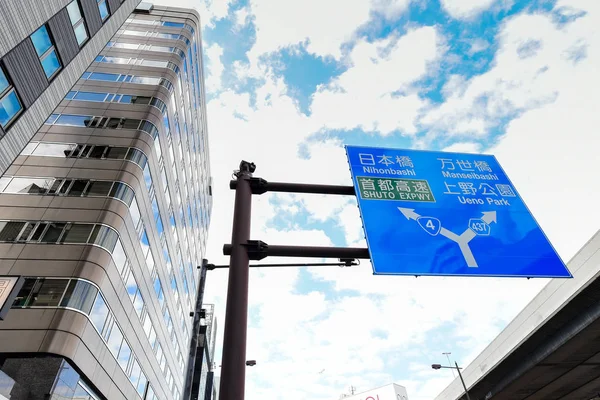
[357,177,435,202]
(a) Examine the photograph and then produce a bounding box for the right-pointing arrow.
[481,211,497,224]
[398,207,420,221]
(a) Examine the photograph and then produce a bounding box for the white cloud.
[442,142,481,153]
[420,10,590,138]
[372,0,412,19]
[202,2,600,400]
[245,0,415,61]
[247,0,372,60]
[233,6,251,30]
[440,0,498,20]
[310,26,442,135]
[148,0,234,26]
[205,43,224,92]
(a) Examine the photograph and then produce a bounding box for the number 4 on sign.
[417,216,441,236]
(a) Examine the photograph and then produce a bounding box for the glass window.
[0,69,7,94]
[129,358,142,387]
[89,225,118,252]
[31,25,62,78]
[60,280,98,313]
[90,294,109,333]
[58,179,73,195]
[40,51,61,78]
[12,278,36,307]
[30,223,48,241]
[112,239,127,275]
[73,91,108,102]
[110,182,134,205]
[149,326,157,349]
[4,177,54,194]
[17,222,35,242]
[55,114,91,127]
[129,199,141,226]
[87,72,119,82]
[137,371,147,396]
[146,386,156,400]
[125,270,137,298]
[67,1,88,46]
[73,22,88,46]
[31,26,53,57]
[40,223,65,243]
[86,181,112,197]
[67,180,88,196]
[121,118,140,130]
[0,177,9,192]
[62,224,94,243]
[106,321,123,358]
[117,339,131,370]
[125,148,146,167]
[0,83,22,128]
[88,146,107,159]
[139,231,150,257]
[33,143,78,157]
[97,0,109,21]
[104,146,128,160]
[133,291,143,317]
[0,221,25,242]
[28,279,69,306]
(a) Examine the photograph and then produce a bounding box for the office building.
[0,3,212,400]
[0,0,141,175]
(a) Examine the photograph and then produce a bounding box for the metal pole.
[230,179,355,196]
[222,244,370,260]
[219,161,254,400]
[443,352,455,378]
[183,259,208,400]
[456,361,472,400]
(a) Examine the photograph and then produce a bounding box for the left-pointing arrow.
[398,207,420,220]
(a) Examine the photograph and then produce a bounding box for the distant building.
[192,304,217,400]
[340,383,409,400]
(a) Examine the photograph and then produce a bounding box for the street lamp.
[432,362,471,400]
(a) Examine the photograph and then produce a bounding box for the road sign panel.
[345,145,571,278]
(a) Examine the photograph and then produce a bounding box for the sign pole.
[218,161,255,400]
[456,361,472,400]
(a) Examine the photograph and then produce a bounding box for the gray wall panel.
[3,40,48,108]
[0,0,141,179]
[0,1,71,58]
[48,8,80,66]
[107,0,122,15]
[80,0,103,36]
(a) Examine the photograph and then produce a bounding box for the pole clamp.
[243,240,269,260]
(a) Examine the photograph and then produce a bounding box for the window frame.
[0,65,23,128]
[30,25,63,80]
[66,0,89,47]
[97,0,110,22]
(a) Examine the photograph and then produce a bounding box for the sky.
[151,0,599,398]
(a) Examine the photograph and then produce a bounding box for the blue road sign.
[345,145,571,278]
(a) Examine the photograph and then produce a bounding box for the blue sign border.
[346,145,572,278]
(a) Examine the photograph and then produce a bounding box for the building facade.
[0,3,211,400]
[0,0,141,175]
[200,304,217,400]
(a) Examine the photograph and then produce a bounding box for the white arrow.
[398,207,420,221]
[481,211,497,224]
[397,209,499,269]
